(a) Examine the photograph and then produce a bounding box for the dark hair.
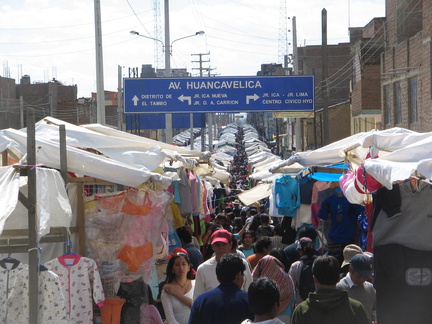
[260,214,270,224]
[248,277,280,315]
[165,253,194,284]
[176,226,192,244]
[249,208,258,216]
[254,236,271,253]
[216,253,245,283]
[226,212,235,221]
[312,255,340,285]
[215,213,227,220]
[302,243,316,259]
[225,207,233,214]
[269,248,290,272]
[299,227,318,241]
[241,231,255,243]
[249,215,262,232]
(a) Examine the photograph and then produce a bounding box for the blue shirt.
[189,282,253,324]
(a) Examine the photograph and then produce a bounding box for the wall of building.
[381,0,432,132]
[0,77,21,129]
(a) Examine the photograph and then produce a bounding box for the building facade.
[381,0,431,132]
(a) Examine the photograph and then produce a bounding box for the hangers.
[32,247,48,272]
[63,240,76,255]
[0,253,20,270]
[59,240,80,266]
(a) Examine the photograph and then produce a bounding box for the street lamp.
[130,30,164,46]
[130,30,205,55]
[170,31,205,55]
[130,28,204,144]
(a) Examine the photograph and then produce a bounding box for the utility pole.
[164,0,173,144]
[322,8,329,146]
[191,52,211,76]
[191,52,211,151]
[292,16,302,152]
[117,65,123,130]
[94,0,106,125]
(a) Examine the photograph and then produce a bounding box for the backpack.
[298,256,316,300]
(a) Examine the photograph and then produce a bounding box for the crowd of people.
[156,125,376,324]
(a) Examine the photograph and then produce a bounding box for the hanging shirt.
[6,266,67,323]
[178,169,193,214]
[274,175,301,217]
[45,255,105,324]
[0,261,27,323]
[318,193,365,244]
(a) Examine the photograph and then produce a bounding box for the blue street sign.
[126,113,206,130]
[124,75,314,114]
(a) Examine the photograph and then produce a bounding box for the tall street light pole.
[94,0,105,124]
[131,3,204,145]
[164,0,172,144]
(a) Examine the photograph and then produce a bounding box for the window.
[394,81,402,124]
[384,85,391,124]
[408,77,418,123]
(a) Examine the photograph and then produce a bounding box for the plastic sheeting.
[0,128,171,188]
[0,166,20,235]
[0,166,72,238]
[36,168,72,239]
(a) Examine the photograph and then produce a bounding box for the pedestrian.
[255,214,275,239]
[340,244,364,278]
[193,229,252,299]
[284,227,317,270]
[189,254,254,324]
[247,236,272,270]
[176,226,203,271]
[288,237,317,306]
[252,255,295,323]
[161,251,195,324]
[238,231,256,258]
[241,277,286,324]
[336,254,376,323]
[291,255,369,324]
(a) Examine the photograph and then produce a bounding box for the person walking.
[337,254,376,323]
[291,255,369,324]
[189,254,254,324]
[193,229,252,299]
[241,277,286,324]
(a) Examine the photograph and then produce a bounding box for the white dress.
[161,280,195,324]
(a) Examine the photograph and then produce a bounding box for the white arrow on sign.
[246,93,260,104]
[132,95,139,106]
[178,94,192,105]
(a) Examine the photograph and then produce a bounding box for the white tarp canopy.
[0,127,171,188]
[238,182,273,206]
[269,127,432,190]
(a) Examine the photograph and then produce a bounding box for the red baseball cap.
[211,229,232,244]
[168,248,188,259]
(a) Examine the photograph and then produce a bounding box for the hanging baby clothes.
[6,266,67,323]
[116,277,151,324]
[45,255,105,324]
[0,258,26,323]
